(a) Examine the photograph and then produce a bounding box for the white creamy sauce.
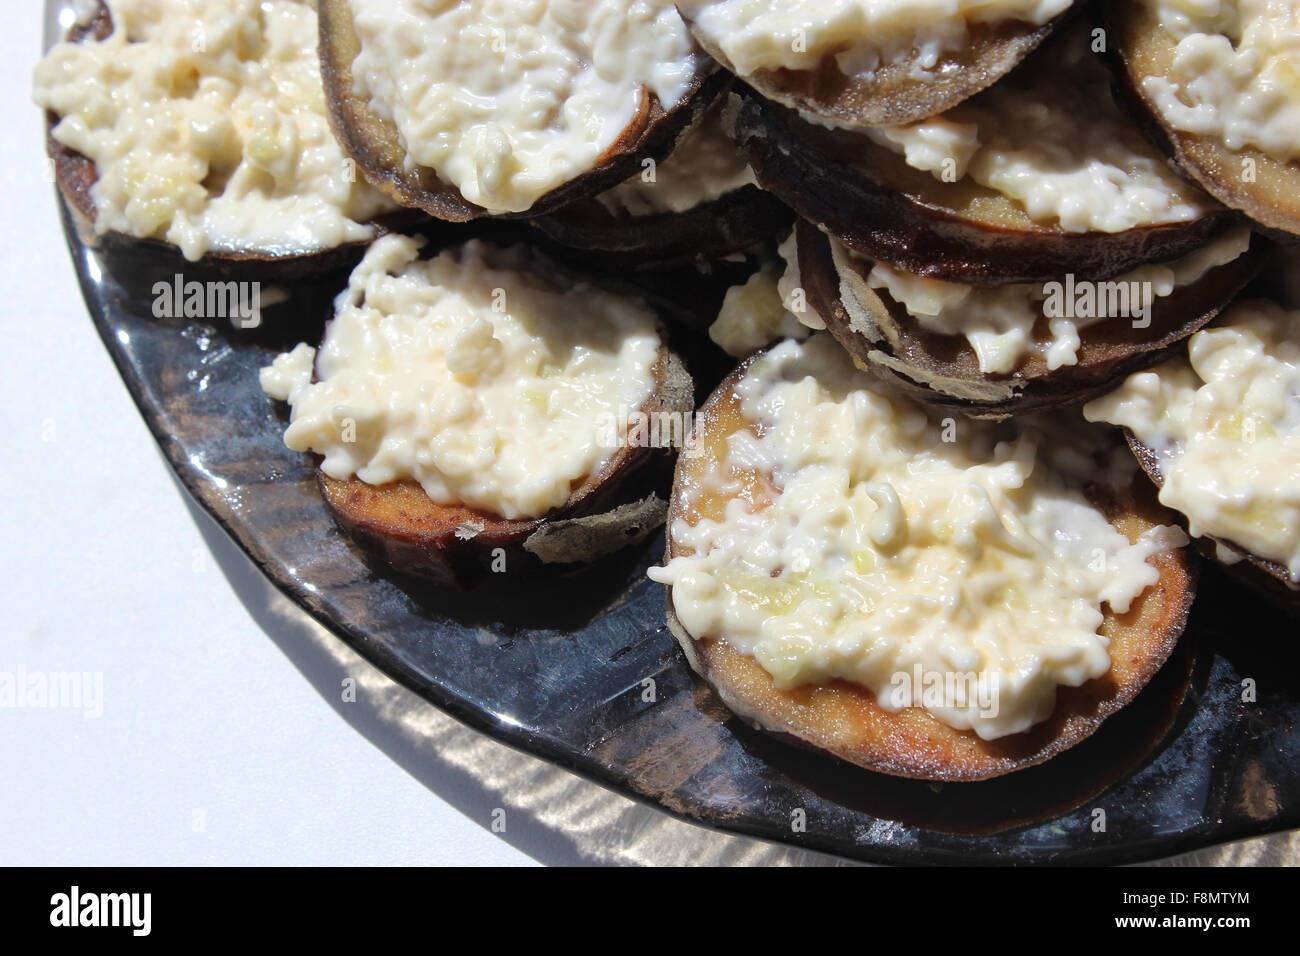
[709,267,808,358]
[348,0,699,214]
[1145,0,1300,161]
[861,228,1252,374]
[1085,300,1300,583]
[780,229,826,332]
[260,235,661,521]
[597,102,755,216]
[678,0,1071,78]
[33,0,395,261]
[651,335,1184,739]
[863,37,1208,232]
[710,231,811,356]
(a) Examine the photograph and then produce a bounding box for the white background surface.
[3,2,1294,868]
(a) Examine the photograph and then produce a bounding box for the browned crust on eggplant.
[796,221,1267,417]
[1125,434,1300,612]
[680,6,1074,129]
[661,354,1197,781]
[318,0,722,222]
[729,87,1238,285]
[45,2,414,278]
[320,348,694,589]
[532,185,791,270]
[1107,0,1300,239]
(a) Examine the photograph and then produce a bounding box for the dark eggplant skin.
[1103,0,1300,241]
[795,220,1267,418]
[1125,433,1300,614]
[530,81,793,270]
[46,1,428,281]
[532,185,792,271]
[660,347,1197,781]
[730,89,1240,287]
[318,0,725,223]
[679,4,1077,130]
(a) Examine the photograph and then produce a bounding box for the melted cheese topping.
[678,0,1071,78]
[1085,300,1300,583]
[861,228,1252,374]
[33,0,395,261]
[1144,0,1300,162]
[651,336,1183,738]
[863,37,1208,232]
[597,102,755,216]
[348,0,699,215]
[260,235,661,521]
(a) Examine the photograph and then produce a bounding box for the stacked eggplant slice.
[678,0,1077,129]
[1108,0,1300,239]
[38,0,1300,785]
[730,22,1265,417]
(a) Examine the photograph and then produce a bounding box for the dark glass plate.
[57,198,1300,865]
[45,0,1299,856]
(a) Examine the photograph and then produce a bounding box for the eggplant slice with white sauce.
[728,22,1237,285]
[796,221,1266,417]
[318,0,724,222]
[1085,290,1300,613]
[655,340,1197,781]
[42,1,409,278]
[1106,0,1300,239]
[262,236,695,589]
[678,0,1079,129]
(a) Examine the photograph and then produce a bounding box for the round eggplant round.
[318,0,724,223]
[47,2,417,280]
[729,89,1236,286]
[679,4,1077,130]
[317,338,694,590]
[1124,433,1300,614]
[1106,0,1300,240]
[660,351,1198,782]
[795,221,1266,418]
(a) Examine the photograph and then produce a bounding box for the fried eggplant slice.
[318,0,721,222]
[730,89,1236,286]
[264,235,700,590]
[1123,434,1300,613]
[320,346,692,589]
[678,2,1076,129]
[43,1,409,278]
[1107,0,1300,239]
[660,354,1197,782]
[1084,287,1300,610]
[796,221,1266,418]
